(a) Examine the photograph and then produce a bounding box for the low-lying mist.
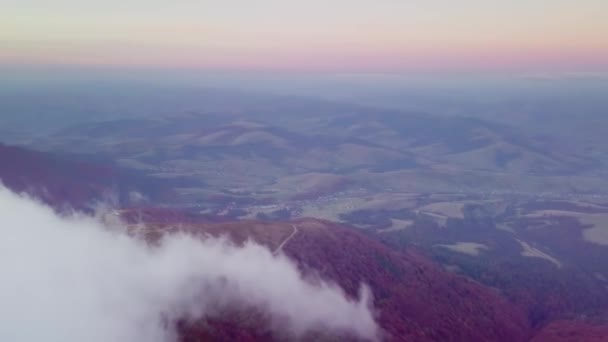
[0,184,378,342]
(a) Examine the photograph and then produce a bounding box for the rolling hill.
[0,143,173,211]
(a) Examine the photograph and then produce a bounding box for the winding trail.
[274,224,298,255]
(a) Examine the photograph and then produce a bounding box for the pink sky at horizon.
[2,1,607,72]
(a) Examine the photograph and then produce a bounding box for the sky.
[1,0,607,72]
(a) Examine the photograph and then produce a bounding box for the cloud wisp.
[0,185,378,342]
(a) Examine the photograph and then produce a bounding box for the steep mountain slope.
[280,219,531,341]
[123,213,531,341]
[531,320,608,342]
[345,197,608,340]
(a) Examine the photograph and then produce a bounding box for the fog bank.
[0,185,378,341]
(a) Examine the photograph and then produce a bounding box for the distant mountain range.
[25,103,606,206]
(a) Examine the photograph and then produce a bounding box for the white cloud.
[0,185,378,342]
